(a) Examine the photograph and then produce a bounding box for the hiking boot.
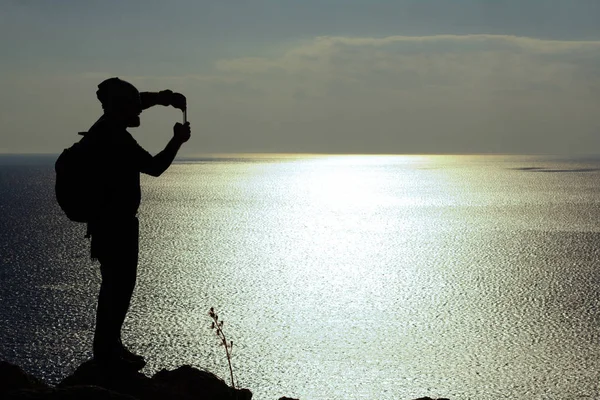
[93,345,146,371]
[93,353,146,371]
[119,345,146,367]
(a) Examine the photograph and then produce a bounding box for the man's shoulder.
[85,119,132,142]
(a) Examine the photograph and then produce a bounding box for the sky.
[1,0,600,155]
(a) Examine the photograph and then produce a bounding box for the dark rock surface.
[414,398,450,400]
[5,385,137,400]
[1,360,450,399]
[0,361,51,394]
[2,360,251,400]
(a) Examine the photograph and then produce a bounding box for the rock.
[5,385,137,400]
[1,360,449,400]
[0,361,50,395]
[413,397,451,400]
[58,360,161,399]
[57,359,252,400]
[153,365,252,400]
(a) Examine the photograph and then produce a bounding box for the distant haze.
[2,1,600,155]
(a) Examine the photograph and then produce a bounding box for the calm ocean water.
[1,154,600,399]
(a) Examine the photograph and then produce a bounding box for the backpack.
[55,132,97,223]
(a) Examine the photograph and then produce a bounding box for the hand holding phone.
[174,121,191,144]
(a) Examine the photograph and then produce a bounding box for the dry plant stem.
[209,308,236,389]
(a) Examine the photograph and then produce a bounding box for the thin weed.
[209,307,236,389]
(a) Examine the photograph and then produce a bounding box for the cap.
[96,77,140,108]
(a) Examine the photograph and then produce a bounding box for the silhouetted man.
[86,77,191,369]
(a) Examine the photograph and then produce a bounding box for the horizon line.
[2,151,600,158]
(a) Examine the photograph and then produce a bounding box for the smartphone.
[183,108,187,124]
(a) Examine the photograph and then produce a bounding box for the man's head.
[97,77,142,127]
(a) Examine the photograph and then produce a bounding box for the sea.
[1,154,599,400]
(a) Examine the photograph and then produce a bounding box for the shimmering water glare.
[1,154,600,399]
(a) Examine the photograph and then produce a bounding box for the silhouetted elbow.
[141,152,173,177]
[141,165,166,177]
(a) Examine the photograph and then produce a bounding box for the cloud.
[200,35,600,154]
[2,35,600,154]
[216,34,600,78]
[214,35,600,91]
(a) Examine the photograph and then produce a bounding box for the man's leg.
[93,253,137,358]
[92,218,140,364]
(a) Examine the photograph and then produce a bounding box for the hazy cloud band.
[3,35,600,154]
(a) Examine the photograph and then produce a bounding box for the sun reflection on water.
[132,154,600,399]
[2,154,599,399]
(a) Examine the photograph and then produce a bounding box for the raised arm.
[138,122,192,177]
